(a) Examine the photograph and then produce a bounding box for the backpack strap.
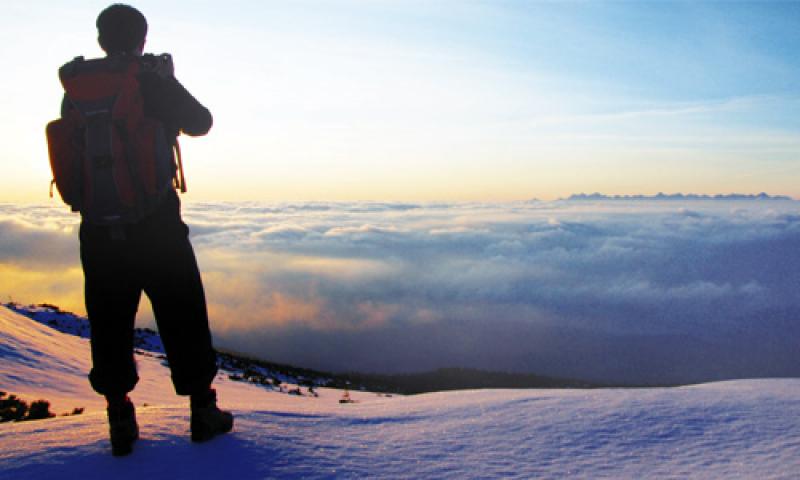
[174,139,187,193]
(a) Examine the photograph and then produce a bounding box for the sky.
[1,0,799,202]
[0,2,799,383]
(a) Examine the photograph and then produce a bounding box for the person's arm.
[139,72,213,137]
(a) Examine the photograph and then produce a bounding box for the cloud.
[0,216,78,268]
[1,199,799,384]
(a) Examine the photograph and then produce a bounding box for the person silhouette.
[59,4,233,456]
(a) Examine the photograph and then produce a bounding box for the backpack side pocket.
[46,117,84,211]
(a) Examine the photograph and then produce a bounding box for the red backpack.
[46,55,186,225]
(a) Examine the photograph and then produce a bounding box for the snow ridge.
[2,304,800,478]
[4,303,332,394]
[6,302,162,353]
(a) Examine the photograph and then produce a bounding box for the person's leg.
[80,223,142,455]
[80,223,142,398]
[142,225,218,395]
[131,194,230,440]
[137,202,232,441]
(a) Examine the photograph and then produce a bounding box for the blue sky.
[1,1,799,382]
[1,1,798,201]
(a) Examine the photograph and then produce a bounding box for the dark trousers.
[80,193,218,397]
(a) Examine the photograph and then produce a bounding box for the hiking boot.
[107,397,139,456]
[190,388,233,442]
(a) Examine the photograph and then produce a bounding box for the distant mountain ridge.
[5,303,599,394]
[563,192,794,201]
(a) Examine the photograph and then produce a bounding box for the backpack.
[46,54,186,225]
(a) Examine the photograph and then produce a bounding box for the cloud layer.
[1,199,799,384]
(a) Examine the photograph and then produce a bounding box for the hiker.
[49,4,232,456]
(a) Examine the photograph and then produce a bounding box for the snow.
[2,305,799,479]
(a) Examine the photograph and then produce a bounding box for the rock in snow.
[1,305,799,479]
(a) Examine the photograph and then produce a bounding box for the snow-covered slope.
[2,306,799,479]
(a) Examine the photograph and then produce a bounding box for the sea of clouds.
[1,198,798,384]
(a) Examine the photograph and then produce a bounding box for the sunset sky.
[1,0,798,202]
[1,2,799,382]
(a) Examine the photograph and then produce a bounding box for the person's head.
[96,4,148,55]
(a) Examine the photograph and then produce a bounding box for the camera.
[140,53,174,78]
